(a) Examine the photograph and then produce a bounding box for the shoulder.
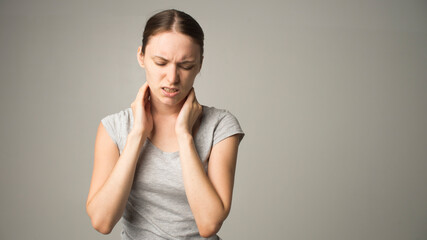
[102,107,133,122]
[201,105,238,122]
[100,107,133,153]
[201,105,245,145]
[101,107,133,129]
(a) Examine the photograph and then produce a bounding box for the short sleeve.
[101,114,119,148]
[213,110,245,146]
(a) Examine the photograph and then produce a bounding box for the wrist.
[129,129,148,143]
[131,125,151,136]
[177,132,193,144]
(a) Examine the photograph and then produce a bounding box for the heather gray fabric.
[101,105,244,240]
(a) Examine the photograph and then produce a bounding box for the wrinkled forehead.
[145,31,201,62]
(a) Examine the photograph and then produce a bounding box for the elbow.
[91,217,113,235]
[198,221,223,238]
[86,205,114,235]
[197,205,230,237]
[95,225,113,235]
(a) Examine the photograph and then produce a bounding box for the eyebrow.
[152,55,196,64]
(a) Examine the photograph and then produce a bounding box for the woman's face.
[138,31,202,107]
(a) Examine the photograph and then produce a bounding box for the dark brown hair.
[141,9,204,60]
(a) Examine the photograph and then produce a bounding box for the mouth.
[162,87,179,93]
[161,87,180,97]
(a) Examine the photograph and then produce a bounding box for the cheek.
[180,88,192,99]
[186,74,197,87]
[145,67,161,82]
[183,70,198,82]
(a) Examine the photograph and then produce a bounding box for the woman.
[86,9,244,240]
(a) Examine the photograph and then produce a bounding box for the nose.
[166,64,179,84]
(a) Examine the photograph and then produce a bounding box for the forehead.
[145,31,200,61]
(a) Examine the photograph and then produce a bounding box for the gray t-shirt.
[101,105,245,240]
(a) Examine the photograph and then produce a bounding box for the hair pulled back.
[141,9,204,60]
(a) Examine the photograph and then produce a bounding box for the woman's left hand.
[176,88,202,137]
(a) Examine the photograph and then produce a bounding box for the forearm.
[178,134,227,236]
[87,131,146,233]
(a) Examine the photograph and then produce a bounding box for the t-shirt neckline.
[132,106,207,157]
[146,138,180,157]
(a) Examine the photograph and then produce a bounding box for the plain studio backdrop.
[1,1,426,239]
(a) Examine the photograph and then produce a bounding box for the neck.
[148,96,183,140]
[150,95,184,118]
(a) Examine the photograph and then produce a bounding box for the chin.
[159,95,185,107]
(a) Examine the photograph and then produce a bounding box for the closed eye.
[180,65,195,70]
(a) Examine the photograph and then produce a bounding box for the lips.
[161,87,180,97]
[162,87,178,93]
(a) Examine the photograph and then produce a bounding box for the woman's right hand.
[130,82,153,137]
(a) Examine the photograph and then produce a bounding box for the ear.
[137,46,145,68]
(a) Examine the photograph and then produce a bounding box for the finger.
[135,85,145,103]
[191,88,199,103]
[190,88,200,105]
[146,100,152,114]
[187,88,195,102]
[138,81,147,93]
[142,82,150,103]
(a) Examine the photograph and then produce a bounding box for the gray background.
[1,0,426,239]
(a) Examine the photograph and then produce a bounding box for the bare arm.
[86,123,146,234]
[175,89,242,237]
[86,82,152,234]
[178,134,241,237]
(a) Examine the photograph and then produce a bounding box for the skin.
[86,31,241,237]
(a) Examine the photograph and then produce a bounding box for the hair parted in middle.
[141,9,204,62]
